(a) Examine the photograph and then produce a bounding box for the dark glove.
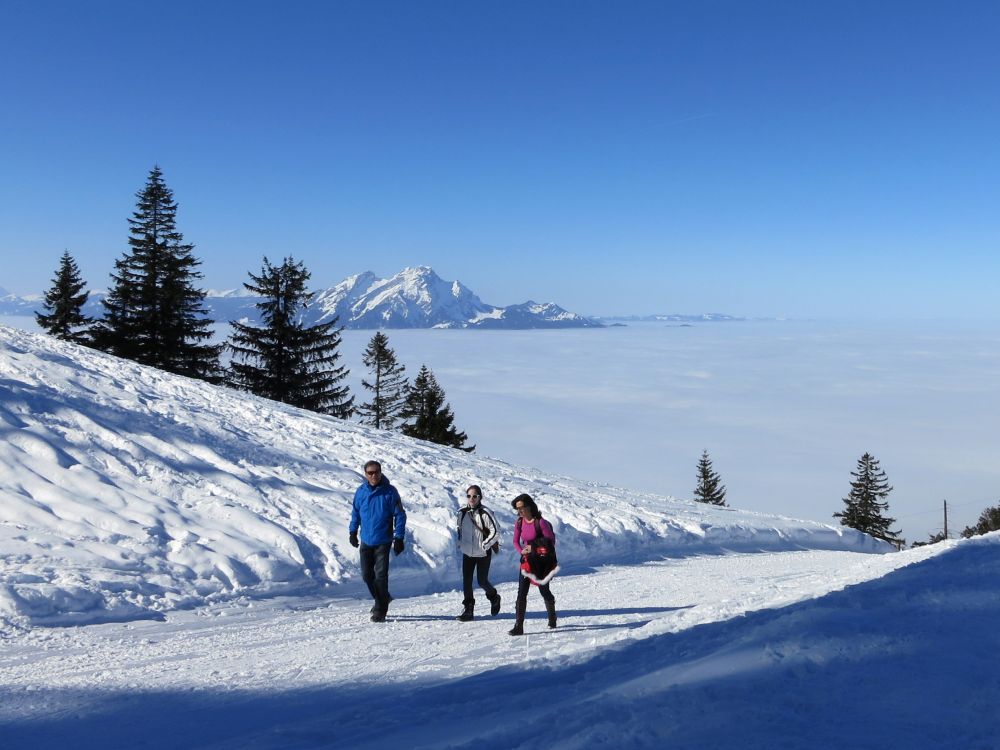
[349,531,359,548]
[393,537,405,555]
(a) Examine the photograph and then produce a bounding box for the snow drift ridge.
[0,325,887,632]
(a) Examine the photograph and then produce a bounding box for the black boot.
[508,598,526,636]
[457,602,474,622]
[489,593,501,617]
[545,598,557,629]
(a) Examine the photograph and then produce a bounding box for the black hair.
[466,484,483,497]
[511,493,542,518]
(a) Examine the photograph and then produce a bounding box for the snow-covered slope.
[0,325,885,633]
[314,265,602,328]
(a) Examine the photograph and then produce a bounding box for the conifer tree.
[92,166,220,381]
[960,503,1000,539]
[357,331,407,429]
[35,251,93,343]
[834,452,903,546]
[400,365,474,452]
[227,256,353,417]
[693,450,727,505]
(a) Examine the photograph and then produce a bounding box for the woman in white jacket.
[456,484,501,621]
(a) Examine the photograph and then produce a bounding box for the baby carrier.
[518,518,559,585]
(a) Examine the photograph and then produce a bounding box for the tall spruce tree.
[834,452,903,546]
[93,166,220,380]
[227,256,353,417]
[693,450,727,506]
[400,365,474,452]
[357,332,407,429]
[35,251,93,343]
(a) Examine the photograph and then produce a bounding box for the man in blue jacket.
[349,460,407,622]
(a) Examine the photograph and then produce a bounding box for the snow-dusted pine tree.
[357,332,407,430]
[35,251,93,344]
[400,365,474,452]
[834,452,903,546]
[961,503,1000,539]
[693,450,727,506]
[92,166,220,381]
[228,256,353,418]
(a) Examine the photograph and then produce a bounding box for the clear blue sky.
[1,0,998,318]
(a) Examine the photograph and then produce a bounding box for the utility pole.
[943,499,949,539]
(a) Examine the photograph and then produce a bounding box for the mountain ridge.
[1,266,601,330]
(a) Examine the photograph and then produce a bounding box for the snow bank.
[0,325,887,631]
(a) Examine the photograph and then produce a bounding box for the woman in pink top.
[509,493,559,635]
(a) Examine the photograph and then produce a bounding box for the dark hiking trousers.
[516,574,554,607]
[461,551,498,605]
[360,542,391,615]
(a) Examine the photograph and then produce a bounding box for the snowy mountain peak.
[313,266,599,329]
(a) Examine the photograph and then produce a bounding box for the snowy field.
[2,538,997,749]
[5,314,999,540]
[0,324,882,633]
[2,324,998,748]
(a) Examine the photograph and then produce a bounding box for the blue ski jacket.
[350,475,407,547]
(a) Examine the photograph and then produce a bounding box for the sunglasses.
[365,469,380,476]
[467,494,481,499]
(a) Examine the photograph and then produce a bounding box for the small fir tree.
[35,251,93,343]
[93,166,220,380]
[834,452,903,546]
[693,450,727,506]
[911,530,948,548]
[357,332,407,429]
[960,503,1000,539]
[227,256,353,417]
[400,365,474,452]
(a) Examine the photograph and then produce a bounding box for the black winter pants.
[360,542,391,615]
[462,552,497,605]
[516,574,554,607]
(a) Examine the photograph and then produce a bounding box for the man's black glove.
[393,537,405,555]
[349,531,359,548]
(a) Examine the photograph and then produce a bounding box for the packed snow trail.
[0,324,883,633]
[3,538,996,749]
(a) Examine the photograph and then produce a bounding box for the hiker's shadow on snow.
[557,605,693,618]
[390,605,690,625]
[390,614,463,622]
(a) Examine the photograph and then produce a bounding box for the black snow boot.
[489,593,501,617]
[508,598,526,636]
[545,598,557,629]
[457,602,474,622]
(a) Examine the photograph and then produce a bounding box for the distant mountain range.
[594,313,745,323]
[0,266,603,330]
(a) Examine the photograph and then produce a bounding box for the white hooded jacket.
[457,504,500,558]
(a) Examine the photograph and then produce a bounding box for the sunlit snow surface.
[1,539,997,749]
[0,325,883,633]
[0,325,996,749]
